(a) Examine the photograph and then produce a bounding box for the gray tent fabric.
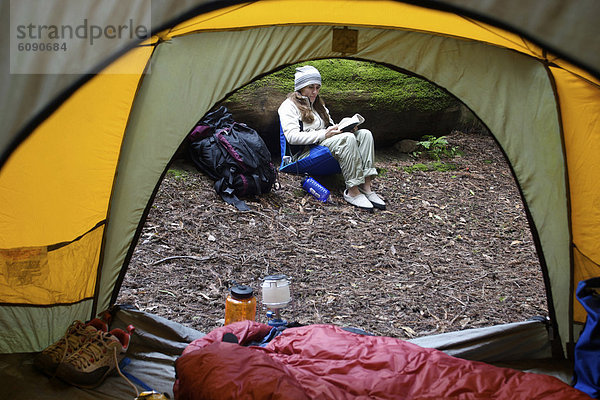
[411,319,573,384]
[431,0,600,75]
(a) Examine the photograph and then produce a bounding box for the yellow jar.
[224,285,256,325]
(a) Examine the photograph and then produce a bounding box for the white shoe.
[359,188,386,210]
[344,189,373,211]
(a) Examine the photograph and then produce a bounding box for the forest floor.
[116,129,548,340]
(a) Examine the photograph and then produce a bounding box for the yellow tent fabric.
[0,40,152,350]
[168,1,542,57]
[1,0,599,357]
[552,66,600,322]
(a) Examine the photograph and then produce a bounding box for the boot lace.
[68,331,139,396]
[44,321,90,366]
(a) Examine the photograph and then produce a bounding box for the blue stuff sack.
[573,277,600,398]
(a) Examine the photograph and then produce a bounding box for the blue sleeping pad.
[278,123,341,176]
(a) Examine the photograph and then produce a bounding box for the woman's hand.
[325,125,342,139]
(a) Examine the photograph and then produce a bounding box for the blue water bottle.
[301,177,330,202]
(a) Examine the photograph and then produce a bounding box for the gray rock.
[394,139,420,154]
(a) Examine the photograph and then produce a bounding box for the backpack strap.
[251,174,262,196]
[214,178,249,211]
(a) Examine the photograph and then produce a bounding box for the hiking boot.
[55,325,134,388]
[34,318,108,376]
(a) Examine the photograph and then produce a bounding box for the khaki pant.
[320,129,378,188]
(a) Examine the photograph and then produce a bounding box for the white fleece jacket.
[277,97,335,146]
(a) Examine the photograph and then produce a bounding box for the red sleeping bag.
[174,321,589,399]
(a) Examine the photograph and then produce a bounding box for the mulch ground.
[116,130,548,339]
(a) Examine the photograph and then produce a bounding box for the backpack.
[188,107,277,211]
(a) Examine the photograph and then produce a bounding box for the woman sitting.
[278,65,386,211]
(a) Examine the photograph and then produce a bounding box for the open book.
[338,113,365,132]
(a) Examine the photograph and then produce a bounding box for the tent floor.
[0,307,573,399]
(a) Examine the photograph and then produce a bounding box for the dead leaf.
[400,326,417,337]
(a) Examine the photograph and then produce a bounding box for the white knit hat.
[294,65,322,91]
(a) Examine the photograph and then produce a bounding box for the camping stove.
[261,274,292,328]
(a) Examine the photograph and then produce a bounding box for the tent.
[1,0,599,397]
